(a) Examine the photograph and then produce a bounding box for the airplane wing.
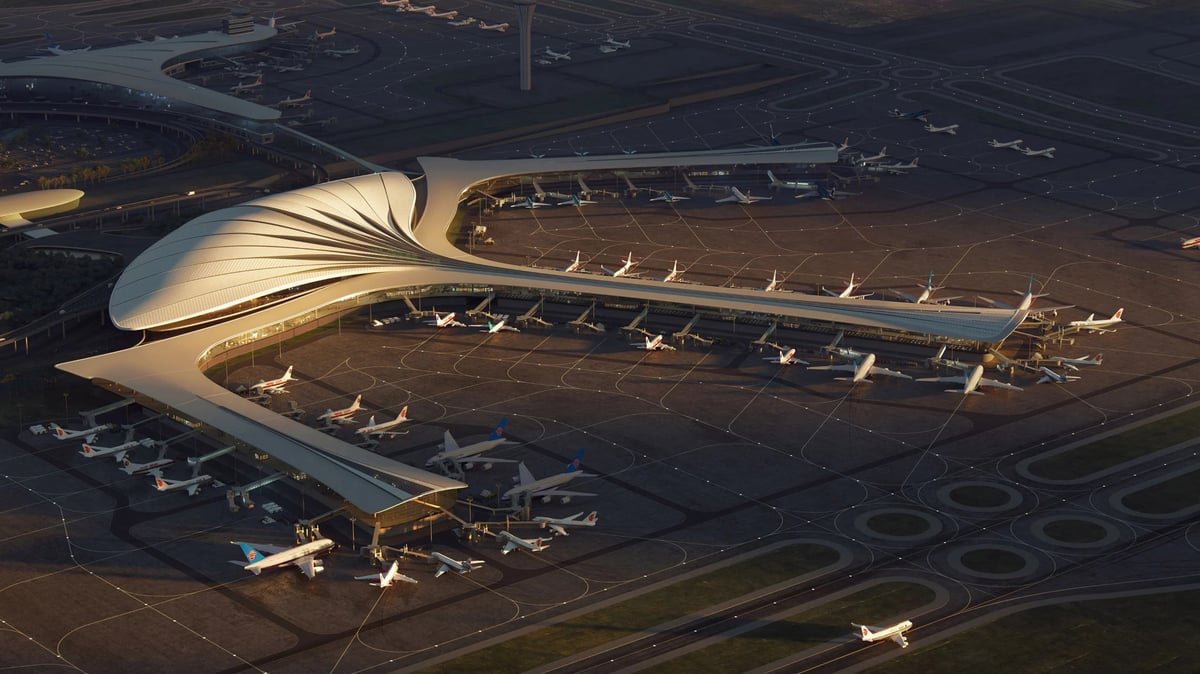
[294,556,321,579]
[868,366,912,380]
[807,363,856,373]
[979,377,1023,392]
[501,540,519,554]
[533,488,596,498]
[890,289,918,303]
[454,455,517,465]
[548,524,568,536]
[916,375,965,384]
[714,194,737,203]
[893,633,909,648]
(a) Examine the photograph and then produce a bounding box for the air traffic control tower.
[514,0,536,91]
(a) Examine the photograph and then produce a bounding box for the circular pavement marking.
[1030,514,1120,549]
[948,544,1038,580]
[937,480,1023,513]
[855,507,943,542]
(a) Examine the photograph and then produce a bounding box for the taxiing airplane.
[649,191,689,203]
[503,450,596,504]
[562,251,585,273]
[853,620,913,648]
[715,187,771,204]
[924,123,958,135]
[448,17,478,27]
[558,194,597,207]
[989,138,1024,150]
[482,315,521,333]
[1022,146,1056,158]
[426,311,467,328]
[153,473,213,496]
[316,394,363,425]
[542,47,571,61]
[533,511,598,536]
[891,272,960,305]
[80,438,155,462]
[808,353,912,383]
[822,273,871,299]
[426,417,516,470]
[1068,308,1123,333]
[918,364,1023,395]
[229,76,263,94]
[888,108,930,122]
[313,27,336,40]
[1181,236,1200,249]
[661,260,684,283]
[763,270,784,292]
[511,196,550,209]
[767,170,818,192]
[604,35,631,49]
[479,21,509,32]
[601,252,638,278]
[231,538,334,579]
[44,33,90,55]
[355,407,410,438]
[324,46,360,57]
[635,334,676,351]
[1044,354,1103,371]
[497,530,551,555]
[432,551,486,577]
[121,455,176,476]
[356,560,418,587]
[1037,366,1081,384]
[50,422,113,442]
[276,90,312,108]
[764,347,809,366]
[856,146,888,165]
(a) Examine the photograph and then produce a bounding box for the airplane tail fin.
[443,429,460,452]
[488,417,508,441]
[1112,308,1124,320]
[1095,354,1103,365]
[351,394,362,410]
[236,542,265,564]
[154,476,169,490]
[397,406,408,422]
[585,511,598,525]
[767,170,780,186]
[282,365,294,381]
[81,443,96,456]
[365,416,377,428]
[564,449,586,473]
[52,424,66,438]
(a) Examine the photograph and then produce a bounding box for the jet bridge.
[187,445,236,476]
[516,298,552,327]
[229,472,287,509]
[466,291,496,319]
[568,302,605,332]
[751,322,777,349]
[621,304,650,335]
[79,399,135,427]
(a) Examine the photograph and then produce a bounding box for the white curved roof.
[0,188,83,226]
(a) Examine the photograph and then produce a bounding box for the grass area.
[949,485,1010,508]
[117,7,228,26]
[1030,407,1200,481]
[78,0,187,16]
[1122,469,1200,515]
[1042,519,1107,544]
[868,513,930,536]
[960,549,1025,575]
[869,589,1200,674]
[652,582,935,674]
[422,544,840,674]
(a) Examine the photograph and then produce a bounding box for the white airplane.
[715,187,771,204]
[1181,236,1200,249]
[324,46,360,57]
[276,90,312,108]
[635,334,676,351]
[988,138,1024,149]
[380,0,407,6]
[250,366,296,395]
[764,270,784,292]
[401,1,435,12]
[542,47,571,61]
[808,353,912,383]
[355,407,410,438]
[918,364,1023,395]
[448,16,477,26]
[888,108,930,122]
[425,417,516,469]
[356,560,418,587]
[313,27,336,40]
[43,33,90,55]
[1068,308,1123,333]
[871,158,919,174]
[49,422,112,442]
[428,9,459,19]
[80,438,155,462]
[229,76,263,94]
[274,63,305,73]
[558,194,597,207]
[426,311,467,328]
[601,252,638,278]
[891,272,960,305]
[766,170,818,192]
[533,511,598,536]
[764,347,809,366]
[856,146,888,165]
[1037,366,1081,384]
[231,539,334,579]
[822,273,871,299]
[1022,146,1056,158]
[153,473,214,496]
[482,315,521,333]
[479,21,509,32]
[649,191,689,203]
[562,251,585,273]
[924,123,958,135]
[497,530,551,555]
[835,137,851,153]
[604,35,631,49]
[976,275,1072,317]
[853,620,913,648]
[121,455,176,476]
[794,183,850,200]
[503,450,596,504]
[823,330,866,362]
[432,551,485,578]
[1044,354,1103,371]
[316,394,363,425]
[511,196,550,209]
[661,260,684,283]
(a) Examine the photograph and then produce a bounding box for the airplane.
[601,252,638,278]
[80,438,155,462]
[604,35,631,49]
[856,146,888,165]
[1068,308,1123,333]
[767,170,819,192]
[649,191,689,203]
[266,14,304,31]
[891,272,960,305]
[479,21,509,32]
[511,196,551,209]
[533,511,598,536]
[599,45,620,54]
[497,530,551,555]
[121,455,176,476]
[428,9,459,19]
[250,366,296,395]
[153,473,214,496]
[870,158,919,174]
[988,138,1025,150]
[918,364,1023,395]
[355,560,418,587]
[763,270,784,292]
[1037,366,1081,384]
[44,33,91,55]
[853,620,913,648]
[975,275,1072,317]
[380,0,407,6]
[316,394,363,426]
[1022,146,1056,158]
[313,27,336,40]
[924,123,959,135]
[448,16,478,26]
[400,1,435,12]
[431,551,486,577]
[808,353,912,383]
[661,260,684,283]
[823,330,866,362]
[275,90,312,108]
[426,311,467,328]
[502,450,596,504]
[482,315,521,333]
[986,348,1042,375]
[49,422,113,442]
[835,137,851,153]
[425,417,517,470]
[274,63,305,73]
[926,345,974,372]
[1181,236,1200,249]
[557,194,597,207]
[635,334,677,351]
[354,407,410,438]
[1044,354,1103,371]
[822,273,871,299]
[888,108,931,122]
[324,46,360,57]
[230,538,334,579]
[764,347,809,366]
[229,76,263,94]
[562,251,585,273]
[542,47,571,61]
[715,187,771,204]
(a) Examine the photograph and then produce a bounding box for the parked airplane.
[1181,236,1200,249]
[870,158,919,174]
[503,450,596,504]
[918,364,1023,395]
[767,170,818,192]
[512,196,551,209]
[823,330,866,361]
[316,394,363,425]
[401,2,436,12]
[274,63,305,72]
[856,146,888,165]
[356,560,418,587]
[1022,146,1056,158]
[479,21,509,31]
[715,187,771,204]
[50,422,112,442]
[635,334,676,351]
[153,473,213,496]
[661,260,684,283]
[448,16,477,26]
[229,76,263,93]
[1044,354,1103,371]
[533,511,598,536]
[231,538,334,579]
[121,455,176,476]
[988,138,1024,150]
[924,123,958,135]
[425,417,516,469]
[976,275,1072,318]
[276,90,312,108]
[764,347,809,366]
[602,252,638,278]
[1068,308,1123,333]
[1037,367,1081,384]
[324,46,360,57]
[562,251,585,273]
[497,530,551,554]
[558,194,597,207]
[763,270,784,292]
[313,27,336,40]
[432,551,486,577]
[888,108,930,122]
[808,354,911,383]
[482,315,521,333]
[80,438,155,462]
[542,47,571,61]
[853,620,913,648]
[355,407,410,438]
[649,191,689,203]
[426,311,467,328]
[891,272,960,305]
[604,35,631,49]
[44,33,90,55]
[380,0,407,6]
[822,273,871,299]
[835,137,851,153]
[428,9,458,19]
